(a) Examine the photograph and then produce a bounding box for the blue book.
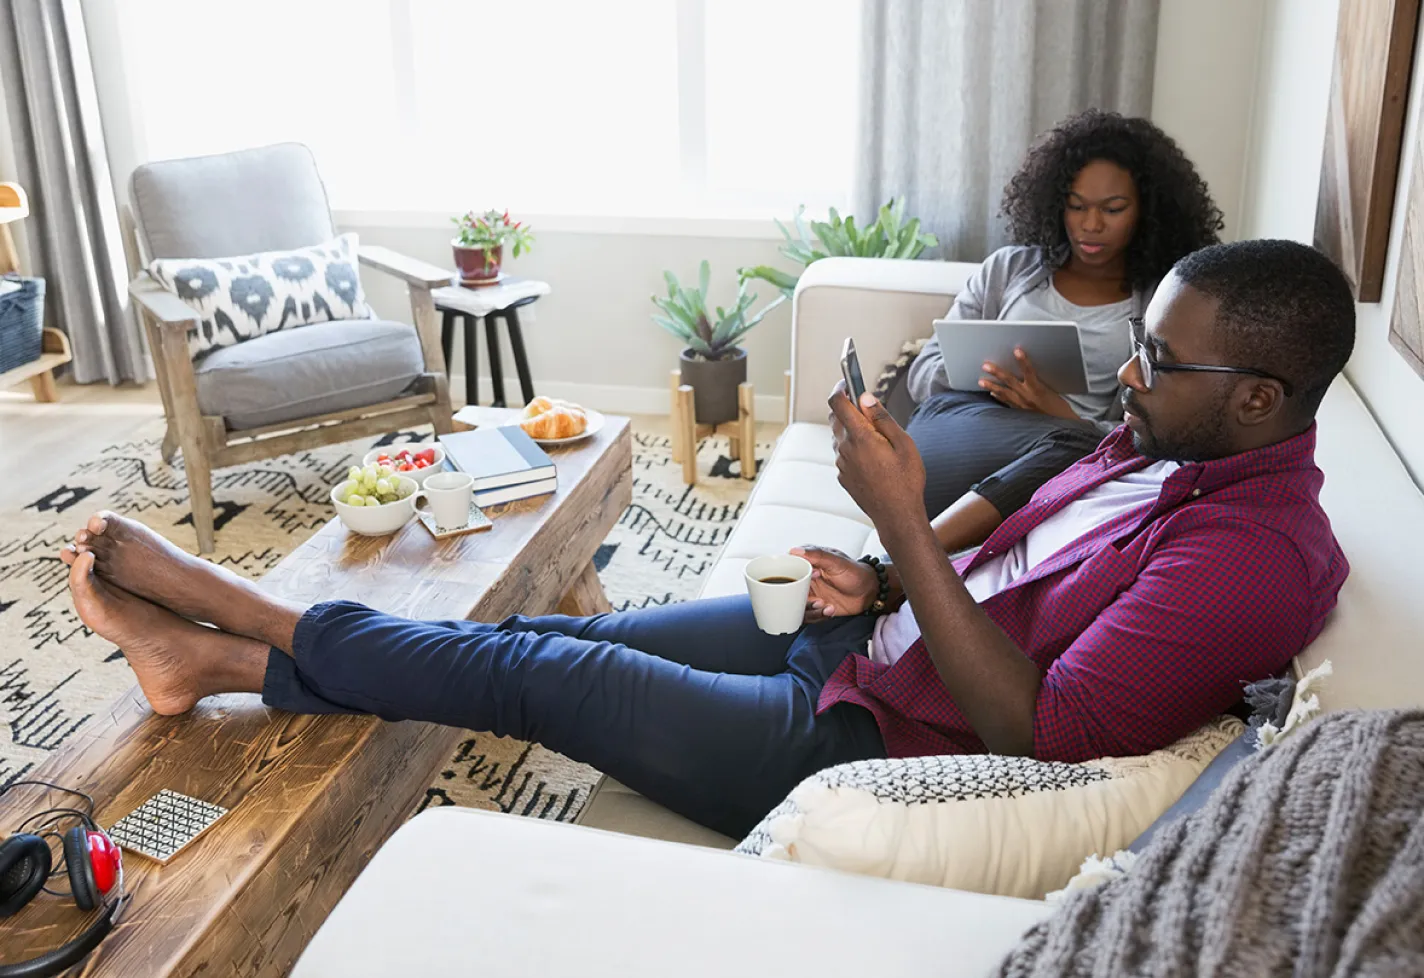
[437,425,556,491]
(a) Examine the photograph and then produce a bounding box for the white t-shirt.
[870,460,1179,667]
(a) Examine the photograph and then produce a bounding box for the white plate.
[523,408,606,446]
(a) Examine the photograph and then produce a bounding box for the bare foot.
[65,511,301,649]
[66,551,268,715]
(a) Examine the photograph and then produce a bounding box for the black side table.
[431,278,551,407]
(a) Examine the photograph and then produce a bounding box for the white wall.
[1151,0,1268,242]
[1238,0,1424,487]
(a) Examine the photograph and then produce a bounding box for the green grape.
[397,481,415,499]
[377,464,394,479]
[347,465,362,483]
[347,492,365,506]
[375,478,393,496]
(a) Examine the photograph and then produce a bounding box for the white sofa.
[291,258,1424,977]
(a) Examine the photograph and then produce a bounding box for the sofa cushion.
[291,807,1052,978]
[195,318,423,430]
[735,717,1241,899]
[1296,378,1424,710]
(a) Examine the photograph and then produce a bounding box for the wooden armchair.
[128,143,453,553]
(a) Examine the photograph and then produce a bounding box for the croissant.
[522,396,556,419]
[521,403,587,439]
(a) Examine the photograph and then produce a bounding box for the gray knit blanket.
[995,710,1424,977]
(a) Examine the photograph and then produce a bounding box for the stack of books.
[437,425,557,506]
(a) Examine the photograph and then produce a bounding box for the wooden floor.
[0,378,784,515]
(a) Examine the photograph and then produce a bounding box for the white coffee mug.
[419,471,474,530]
[743,553,814,635]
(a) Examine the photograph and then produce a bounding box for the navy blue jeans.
[261,595,885,838]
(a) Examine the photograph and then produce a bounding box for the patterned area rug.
[0,420,766,824]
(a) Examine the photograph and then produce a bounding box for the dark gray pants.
[907,391,1106,519]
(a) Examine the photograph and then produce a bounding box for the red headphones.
[0,782,127,978]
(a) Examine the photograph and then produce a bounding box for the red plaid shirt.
[818,424,1348,762]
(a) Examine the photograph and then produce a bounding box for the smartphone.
[840,337,866,408]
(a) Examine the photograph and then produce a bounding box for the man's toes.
[87,512,113,537]
[68,548,96,596]
[60,544,78,566]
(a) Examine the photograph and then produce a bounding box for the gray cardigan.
[905,245,1153,427]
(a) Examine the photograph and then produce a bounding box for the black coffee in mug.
[758,575,798,585]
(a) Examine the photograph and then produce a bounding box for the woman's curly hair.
[1001,109,1224,292]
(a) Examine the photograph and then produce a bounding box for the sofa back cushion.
[789,258,975,423]
[1298,376,1424,710]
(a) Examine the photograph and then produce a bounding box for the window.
[116,0,860,220]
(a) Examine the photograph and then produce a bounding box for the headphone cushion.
[64,826,99,912]
[0,833,52,918]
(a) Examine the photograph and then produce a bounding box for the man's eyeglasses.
[1128,318,1294,396]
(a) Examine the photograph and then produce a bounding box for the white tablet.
[932,319,1090,395]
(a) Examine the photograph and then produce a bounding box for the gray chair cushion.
[131,143,336,261]
[195,319,424,431]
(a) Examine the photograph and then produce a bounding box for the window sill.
[333,209,790,240]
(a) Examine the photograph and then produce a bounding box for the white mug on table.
[420,471,474,530]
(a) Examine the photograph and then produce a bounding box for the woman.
[908,110,1223,552]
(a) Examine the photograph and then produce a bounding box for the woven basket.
[0,275,44,375]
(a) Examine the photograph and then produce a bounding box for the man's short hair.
[1173,239,1355,418]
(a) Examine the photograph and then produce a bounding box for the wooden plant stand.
[668,368,756,485]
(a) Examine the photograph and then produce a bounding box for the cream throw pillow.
[735,716,1241,899]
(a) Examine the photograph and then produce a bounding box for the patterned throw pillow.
[735,716,1241,899]
[148,233,373,358]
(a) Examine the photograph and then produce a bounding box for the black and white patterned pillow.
[149,233,373,358]
[735,717,1240,899]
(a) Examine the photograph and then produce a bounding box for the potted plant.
[652,260,784,425]
[450,209,535,286]
[738,197,939,298]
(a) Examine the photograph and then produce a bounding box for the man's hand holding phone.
[840,337,866,409]
[827,382,928,528]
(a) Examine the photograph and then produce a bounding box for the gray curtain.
[0,0,145,384]
[855,0,1161,262]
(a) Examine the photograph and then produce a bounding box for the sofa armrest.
[789,257,977,423]
[358,245,453,289]
[129,274,198,329]
[292,808,1051,978]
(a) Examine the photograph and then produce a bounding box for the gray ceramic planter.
[679,347,747,425]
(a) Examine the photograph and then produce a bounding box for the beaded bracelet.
[858,554,891,616]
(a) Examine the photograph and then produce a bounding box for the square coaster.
[107,789,229,864]
[417,500,494,539]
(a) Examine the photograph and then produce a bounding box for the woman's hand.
[978,348,1079,420]
[791,545,878,621]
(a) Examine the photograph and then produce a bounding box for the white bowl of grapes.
[330,463,423,536]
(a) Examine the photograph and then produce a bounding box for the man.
[61,239,1353,840]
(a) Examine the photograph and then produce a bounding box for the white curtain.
[0,0,146,384]
[855,0,1161,262]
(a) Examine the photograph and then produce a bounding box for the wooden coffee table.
[0,413,632,977]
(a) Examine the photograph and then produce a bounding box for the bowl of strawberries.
[362,443,446,487]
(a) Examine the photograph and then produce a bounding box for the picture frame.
[1314,0,1420,303]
